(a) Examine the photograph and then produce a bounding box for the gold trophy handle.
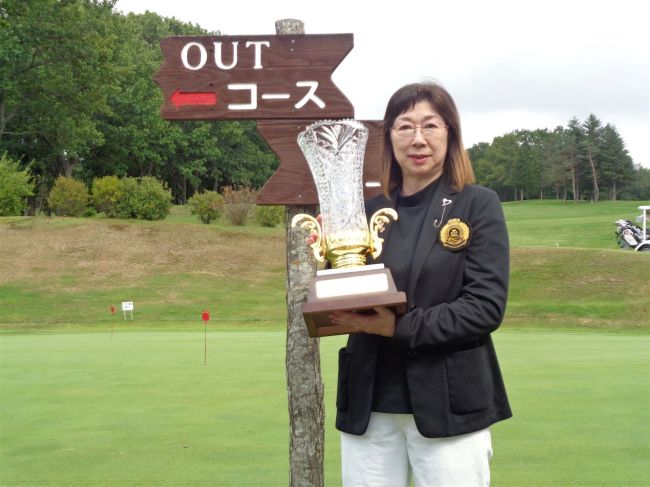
[369,208,398,259]
[291,214,326,263]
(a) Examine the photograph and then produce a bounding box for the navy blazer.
[335,178,512,437]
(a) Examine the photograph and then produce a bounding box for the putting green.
[1,330,648,486]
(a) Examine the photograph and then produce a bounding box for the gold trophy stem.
[330,253,367,268]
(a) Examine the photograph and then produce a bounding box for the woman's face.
[390,100,448,194]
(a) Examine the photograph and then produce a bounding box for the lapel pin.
[433,198,453,228]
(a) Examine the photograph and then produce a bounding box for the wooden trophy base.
[302,264,407,337]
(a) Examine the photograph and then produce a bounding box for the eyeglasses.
[392,122,447,139]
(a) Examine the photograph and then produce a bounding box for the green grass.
[500,200,650,330]
[0,273,286,332]
[1,330,648,486]
[490,330,649,486]
[1,201,648,332]
[0,331,291,486]
[503,199,646,249]
[506,247,649,329]
[1,200,649,486]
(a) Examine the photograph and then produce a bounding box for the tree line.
[469,117,649,202]
[0,0,278,208]
[1,0,647,210]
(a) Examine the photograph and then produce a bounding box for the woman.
[329,81,512,486]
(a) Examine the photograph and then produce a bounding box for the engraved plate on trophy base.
[302,264,407,337]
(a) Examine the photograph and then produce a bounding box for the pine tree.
[582,114,604,202]
[599,124,634,200]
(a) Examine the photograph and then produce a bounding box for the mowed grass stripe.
[1,331,648,486]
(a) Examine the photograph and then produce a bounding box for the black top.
[372,178,440,413]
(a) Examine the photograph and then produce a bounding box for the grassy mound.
[1,200,647,331]
[0,210,286,331]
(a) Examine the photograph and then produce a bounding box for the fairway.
[1,330,648,486]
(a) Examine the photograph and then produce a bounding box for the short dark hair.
[381,81,475,197]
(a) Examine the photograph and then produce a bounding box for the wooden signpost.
[154,31,383,205]
[154,21,377,486]
[154,34,355,120]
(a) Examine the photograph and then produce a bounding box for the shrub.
[91,175,121,217]
[113,177,171,221]
[114,177,139,219]
[132,176,173,221]
[187,191,225,224]
[47,176,89,217]
[223,186,256,226]
[255,205,284,227]
[0,153,34,216]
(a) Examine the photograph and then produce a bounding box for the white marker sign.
[121,301,134,320]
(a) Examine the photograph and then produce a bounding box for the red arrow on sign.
[170,89,217,108]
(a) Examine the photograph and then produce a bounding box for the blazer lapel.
[407,178,459,297]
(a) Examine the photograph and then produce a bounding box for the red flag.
[202,311,210,323]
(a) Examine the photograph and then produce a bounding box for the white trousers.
[340,412,492,487]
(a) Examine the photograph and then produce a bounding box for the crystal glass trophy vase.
[292,120,406,337]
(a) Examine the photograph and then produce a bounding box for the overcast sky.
[116,0,650,168]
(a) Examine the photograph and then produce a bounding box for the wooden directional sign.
[154,34,354,120]
[257,120,384,205]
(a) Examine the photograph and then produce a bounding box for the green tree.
[168,122,219,204]
[599,124,634,200]
[514,129,547,199]
[210,121,278,191]
[565,118,585,202]
[469,142,504,195]
[619,166,650,200]
[468,115,638,202]
[582,114,604,202]
[0,0,119,181]
[541,126,572,200]
[1,3,280,204]
[83,11,278,202]
[487,133,521,200]
[0,152,34,215]
[84,11,194,183]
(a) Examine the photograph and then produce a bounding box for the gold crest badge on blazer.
[439,218,470,251]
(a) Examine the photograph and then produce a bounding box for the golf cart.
[614,205,650,252]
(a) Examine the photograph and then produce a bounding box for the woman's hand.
[306,214,323,245]
[330,306,396,337]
